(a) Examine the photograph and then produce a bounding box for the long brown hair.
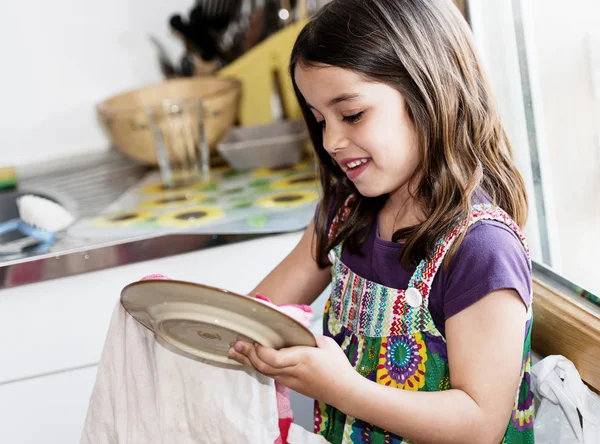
[290,0,528,269]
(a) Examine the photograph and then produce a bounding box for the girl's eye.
[343,112,364,124]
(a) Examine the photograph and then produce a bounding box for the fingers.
[227,345,300,392]
[227,339,254,367]
[229,341,309,375]
[254,344,298,369]
[228,349,252,367]
[229,341,281,376]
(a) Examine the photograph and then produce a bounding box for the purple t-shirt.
[336,216,532,338]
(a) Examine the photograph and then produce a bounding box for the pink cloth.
[141,275,313,444]
[255,293,313,444]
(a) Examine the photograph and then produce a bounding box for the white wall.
[526,0,600,294]
[0,0,193,166]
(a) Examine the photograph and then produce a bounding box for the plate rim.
[120,278,317,347]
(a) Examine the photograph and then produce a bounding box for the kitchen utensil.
[0,195,75,255]
[149,35,178,78]
[170,0,242,64]
[170,12,222,62]
[200,0,241,23]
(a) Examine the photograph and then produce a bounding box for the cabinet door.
[0,365,98,444]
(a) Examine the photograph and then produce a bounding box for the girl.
[229,0,534,442]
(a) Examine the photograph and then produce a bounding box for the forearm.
[251,257,330,305]
[250,220,331,306]
[339,375,498,444]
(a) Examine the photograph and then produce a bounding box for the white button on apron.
[405,287,423,308]
[328,250,336,263]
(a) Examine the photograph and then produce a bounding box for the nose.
[322,121,349,154]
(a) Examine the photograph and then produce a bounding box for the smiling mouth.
[339,158,371,180]
[347,159,369,169]
[342,158,370,171]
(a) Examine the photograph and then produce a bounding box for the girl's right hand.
[229,334,359,409]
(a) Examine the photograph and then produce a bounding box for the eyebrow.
[307,93,361,110]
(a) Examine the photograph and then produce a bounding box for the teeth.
[347,159,369,169]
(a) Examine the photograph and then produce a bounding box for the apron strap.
[408,203,531,303]
[326,194,356,243]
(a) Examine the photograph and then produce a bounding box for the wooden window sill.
[532,263,600,392]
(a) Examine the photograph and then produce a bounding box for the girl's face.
[295,64,421,202]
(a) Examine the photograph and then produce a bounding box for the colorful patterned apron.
[314,200,535,443]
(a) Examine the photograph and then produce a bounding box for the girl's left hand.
[229,334,358,408]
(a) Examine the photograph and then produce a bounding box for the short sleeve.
[442,220,532,320]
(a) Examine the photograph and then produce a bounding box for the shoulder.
[457,219,530,264]
[440,219,532,320]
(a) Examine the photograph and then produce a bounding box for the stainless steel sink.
[0,149,267,290]
[0,150,147,259]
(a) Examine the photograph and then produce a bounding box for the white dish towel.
[81,297,328,444]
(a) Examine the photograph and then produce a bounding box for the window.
[468,0,600,390]
[469,0,600,300]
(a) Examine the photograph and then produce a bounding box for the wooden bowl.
[97,76,241,165]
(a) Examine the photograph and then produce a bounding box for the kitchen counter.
[0,150,287,290]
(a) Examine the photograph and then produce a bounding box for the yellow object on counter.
[0,166,17,191]
[218,20,308,126]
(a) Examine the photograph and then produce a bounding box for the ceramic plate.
[121,279,317,365]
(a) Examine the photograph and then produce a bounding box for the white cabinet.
[0,365,98,444]
[0,231,331,442]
